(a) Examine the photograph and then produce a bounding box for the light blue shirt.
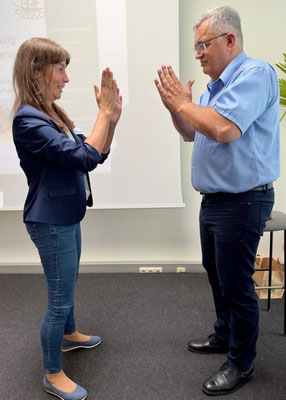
[191,51,280,193]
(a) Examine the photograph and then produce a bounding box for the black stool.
[255,211,286,335]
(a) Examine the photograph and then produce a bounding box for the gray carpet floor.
[0,273,285,400]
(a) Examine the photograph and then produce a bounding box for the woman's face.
[37,61,69,104]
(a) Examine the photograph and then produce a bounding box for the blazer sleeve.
[13,108,103,172]
[73,127,110,165]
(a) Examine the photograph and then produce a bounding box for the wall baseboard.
[0,262,204,274]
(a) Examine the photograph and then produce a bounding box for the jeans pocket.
[258,201,274,235]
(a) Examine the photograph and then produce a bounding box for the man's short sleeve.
[214,65,278,134]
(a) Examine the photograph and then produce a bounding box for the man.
[155,5,280,396]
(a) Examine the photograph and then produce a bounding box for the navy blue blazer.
[13,105,108,224]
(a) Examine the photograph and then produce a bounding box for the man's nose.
[195,50,203,60]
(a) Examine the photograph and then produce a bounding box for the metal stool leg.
[267,231,273,312]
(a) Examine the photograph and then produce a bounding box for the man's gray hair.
[193,6,243,47]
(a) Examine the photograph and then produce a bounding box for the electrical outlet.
[176,267,186,273]
[139,267,163,273]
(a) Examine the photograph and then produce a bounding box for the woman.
[12,37,122,400]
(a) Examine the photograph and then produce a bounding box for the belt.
[251,182,273,191]
[200,182,273,196]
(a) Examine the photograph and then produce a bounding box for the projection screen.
[0,0,183,210]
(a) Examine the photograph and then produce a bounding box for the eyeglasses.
[193,33,227,53]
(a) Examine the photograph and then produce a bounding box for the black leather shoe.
[188,334,229,354]
[202,362,254,396]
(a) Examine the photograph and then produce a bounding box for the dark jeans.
[26,223,81,373]
[199,188,274,371]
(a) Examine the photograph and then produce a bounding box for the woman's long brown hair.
[12,37,74,133]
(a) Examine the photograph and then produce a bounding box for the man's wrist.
[177,101,192,116]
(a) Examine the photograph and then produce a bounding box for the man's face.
[194,19,229,81]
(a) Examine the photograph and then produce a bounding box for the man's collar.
[207,51,247,93]
[220,51,247,84]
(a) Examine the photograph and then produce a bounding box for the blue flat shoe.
[43,375,87,400]
[62,335,101,352]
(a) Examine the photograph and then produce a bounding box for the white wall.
[0,0,285,271]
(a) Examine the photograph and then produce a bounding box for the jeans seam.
[46,224,61,373]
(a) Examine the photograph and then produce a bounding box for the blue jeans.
[26,222,81,373]
[199,188,274,371]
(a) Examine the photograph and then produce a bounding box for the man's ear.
[226,33,235,48]
[224,33,237,53]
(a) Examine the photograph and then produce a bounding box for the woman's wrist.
[98,108,112,118]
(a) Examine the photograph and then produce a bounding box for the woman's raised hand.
[94,68,118,115]
[110,88,122,127]
[85,68,121,152]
